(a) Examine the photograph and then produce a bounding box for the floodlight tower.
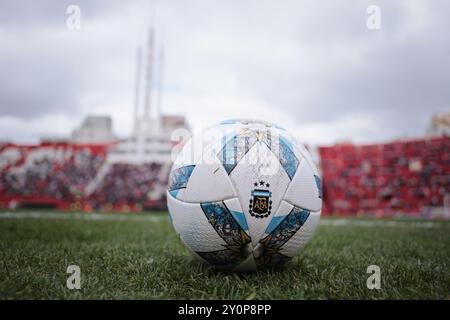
[143,27,155,120]
[133,47,142,135]
[154,44,164,136]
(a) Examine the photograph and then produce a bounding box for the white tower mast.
[143,27,155,120]
[133,47,142,134]
[156,44,164,133]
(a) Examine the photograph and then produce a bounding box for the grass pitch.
[0,211,449,299]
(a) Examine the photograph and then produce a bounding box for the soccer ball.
[167,119,322,271]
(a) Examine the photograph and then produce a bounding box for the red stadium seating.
[0,143,108,210]
[86,162,169,212]
[1,137,449,218]
[319,137,450,217]
[0,142,170,212]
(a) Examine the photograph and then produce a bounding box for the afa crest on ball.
[167,119,322,271]
[249,182,272,218]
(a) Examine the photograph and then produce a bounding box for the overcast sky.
[0,0,449,145]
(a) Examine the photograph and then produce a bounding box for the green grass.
[0,211,449,299]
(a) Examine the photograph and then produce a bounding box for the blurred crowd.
[320,137,450,217]
[1,137,449,216]
[87,163,169,211]
[0,144,168,211]
[0,147,102,201]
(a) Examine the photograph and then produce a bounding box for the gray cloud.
[0,0,120,119]
[0,45,79,118]
[228,0,450,141]
[0,0,448,144]
[0,0,120,30]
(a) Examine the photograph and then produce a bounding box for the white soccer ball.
[167,119,322,271]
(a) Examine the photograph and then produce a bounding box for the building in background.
[71,116,116,144]
[427,112,450,137]
[107,25,189,166]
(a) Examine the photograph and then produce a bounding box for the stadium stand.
[0,143,108,209]
[319,136,450,218]
[86,162,170,211]
[0,142,171,212]
[1,136,449,218]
